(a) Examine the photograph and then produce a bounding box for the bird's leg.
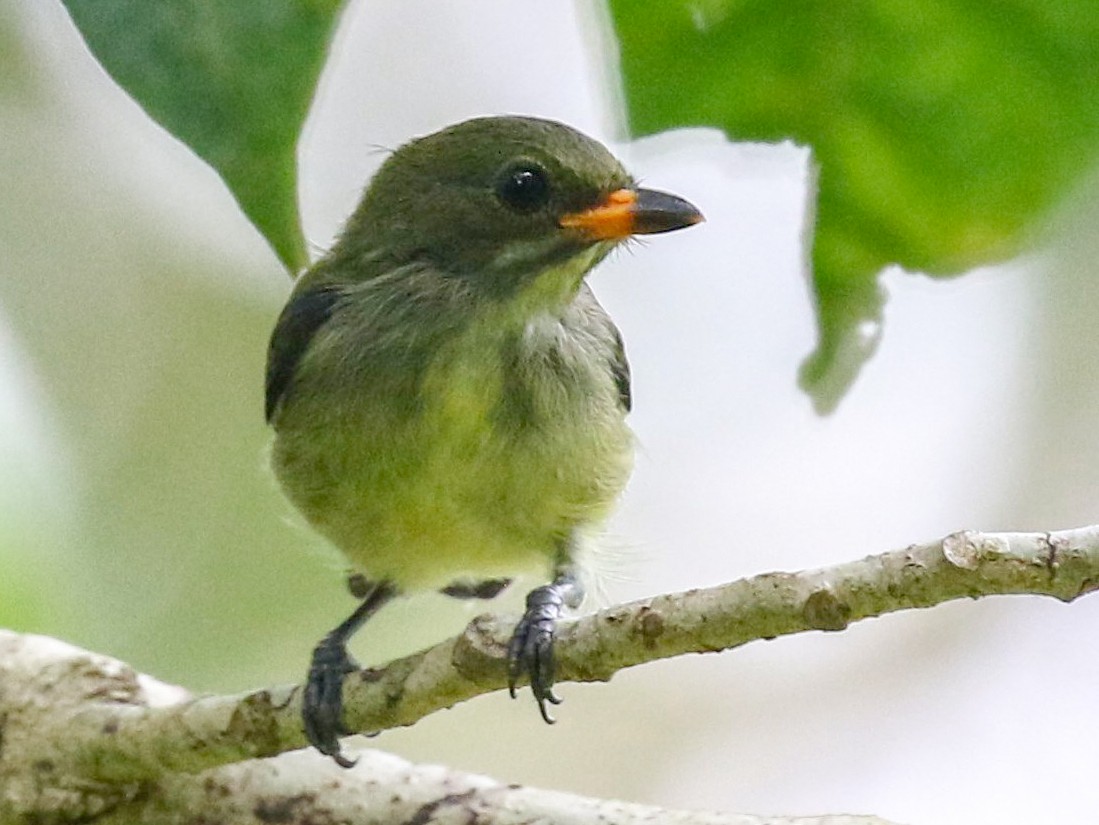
[345,571,372,599]
[507,544,583,723]
[439,578,512,600]
[303,581,397,767]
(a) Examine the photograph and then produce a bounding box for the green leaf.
[61,0,345,273]
[611,0,1099,410]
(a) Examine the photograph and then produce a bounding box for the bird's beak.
[559,188,704,241]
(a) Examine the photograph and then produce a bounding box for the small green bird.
[266,116,702,765]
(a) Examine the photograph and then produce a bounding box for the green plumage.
[266,117,701,759]
[268,117,634,589]
[270,265,633,589]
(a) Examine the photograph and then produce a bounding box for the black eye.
[496,164,550,211]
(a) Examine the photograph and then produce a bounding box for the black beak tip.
[633,188,705,235]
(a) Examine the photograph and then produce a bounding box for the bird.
[265,115,703,766]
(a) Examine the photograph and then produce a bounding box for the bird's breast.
[272,296,633,588]
[419,306,630,482]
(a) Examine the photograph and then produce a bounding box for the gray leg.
[303,581,398,767]
[507,538,584,723]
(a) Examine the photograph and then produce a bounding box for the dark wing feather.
[265,285,342,422]
[610,325,632,413]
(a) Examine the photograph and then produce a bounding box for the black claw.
[302,635,359,765]
[301,582,398,766]
[332,751,358,769]
[507,583,566,722]
[536,699,556,724]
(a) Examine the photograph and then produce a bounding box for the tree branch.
[3,526,1096,821]
[0,632,895,825]
[100,749,896,825]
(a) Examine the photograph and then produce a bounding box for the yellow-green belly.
[271,311,632,590]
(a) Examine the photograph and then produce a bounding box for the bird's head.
[333,116,703,305]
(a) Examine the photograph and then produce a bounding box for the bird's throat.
[493,242,613,321]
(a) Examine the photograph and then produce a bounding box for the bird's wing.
[610,324,632,413]
[265,284,343,422]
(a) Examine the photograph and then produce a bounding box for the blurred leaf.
[611,0,1099,410]
[0,0,346,690]
[0,532,50,631]
[60,0,346,273]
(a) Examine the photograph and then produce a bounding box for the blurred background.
[3,1,1099,823]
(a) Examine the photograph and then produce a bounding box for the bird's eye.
[496,163,550,211]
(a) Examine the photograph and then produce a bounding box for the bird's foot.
[440,577,513,600]
[303,635,359,768]
[507,583,566,723]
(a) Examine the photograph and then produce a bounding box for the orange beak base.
[559,188,703,241]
